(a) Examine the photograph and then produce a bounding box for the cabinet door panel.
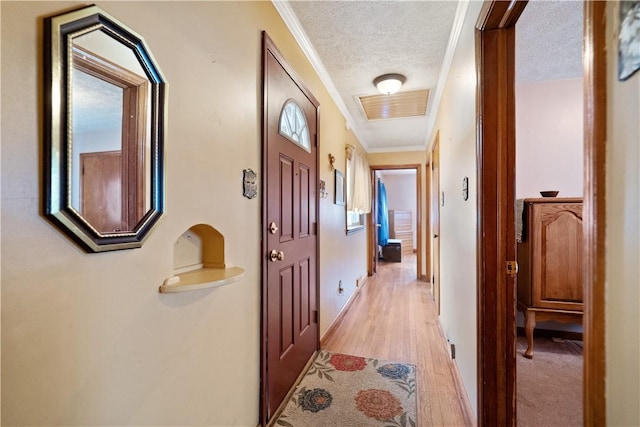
[532,203,583,311]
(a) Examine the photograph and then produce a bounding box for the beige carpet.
[517,335,583,426]
[274,351,416,427]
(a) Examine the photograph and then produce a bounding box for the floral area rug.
[274,351,416,427]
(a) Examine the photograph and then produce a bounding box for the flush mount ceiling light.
[373,73,406,95]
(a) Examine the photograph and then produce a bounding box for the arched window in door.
[279,100,310,152]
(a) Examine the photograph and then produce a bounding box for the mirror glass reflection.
[71,30,152,233]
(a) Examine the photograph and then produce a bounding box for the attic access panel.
[358,89,430,120]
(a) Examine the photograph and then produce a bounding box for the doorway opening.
[369,164,422,281]
[514,2,585,425]
[475,1,606,425]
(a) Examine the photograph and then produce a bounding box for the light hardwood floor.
[321,254,473,426]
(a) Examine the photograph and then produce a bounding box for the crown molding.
[272,1,371,152]
[425,0,471,151]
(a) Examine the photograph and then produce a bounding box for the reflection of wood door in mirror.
[80,151,124,233]
[72,44,148,232]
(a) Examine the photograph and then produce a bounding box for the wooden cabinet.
[517,198,583,358]
[388,210,413,255]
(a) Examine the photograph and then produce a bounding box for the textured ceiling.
[284,0,458,152]
[277,0,583,153]
[516,0,583,83]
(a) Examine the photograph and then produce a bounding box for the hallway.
[322,255,472,426]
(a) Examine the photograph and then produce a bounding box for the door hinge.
[313,222,317,235]
[313,310,319,323]
[506,261,518,277]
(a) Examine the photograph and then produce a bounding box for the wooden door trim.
[74,46,148,229]
[476,1,606,425]
[368,170,377,276]
[260,31,320,426]
[475,13,519,425]
[416,165,422,279]
[369,164,423,280]
[425,160,431,283]
[582,1,607,424]
[430,134,441,313]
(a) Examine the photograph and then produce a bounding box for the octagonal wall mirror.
[44,5,167,252]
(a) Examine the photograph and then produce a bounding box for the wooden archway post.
[475,2,525,425]
[582,1,607,425]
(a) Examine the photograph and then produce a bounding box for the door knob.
[269,249,285,262]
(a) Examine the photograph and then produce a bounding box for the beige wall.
[606,3,640,425]
[317,116,368,336]
[0,2,366,425]
[428,0,482,416]
[516,78,584,199]
[515,78,585,333]
[368,151,428,167]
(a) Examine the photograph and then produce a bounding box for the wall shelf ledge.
[159,266,245,293]
[160,223,244,293]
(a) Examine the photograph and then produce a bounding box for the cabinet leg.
[524,310,536,359]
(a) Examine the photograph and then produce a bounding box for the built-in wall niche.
[159,224,244,293]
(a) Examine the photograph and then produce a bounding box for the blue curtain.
[377,179,389,246]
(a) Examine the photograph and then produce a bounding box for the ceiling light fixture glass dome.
[373,73,406,95]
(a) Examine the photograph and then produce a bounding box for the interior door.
[262,33,319,422]
[80,150,124,233]
[431,138,441,314]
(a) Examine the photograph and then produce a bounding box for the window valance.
[346,145,371,214]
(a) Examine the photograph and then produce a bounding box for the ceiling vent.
[357,89,429,121]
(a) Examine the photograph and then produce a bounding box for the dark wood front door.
[261,33,319,423]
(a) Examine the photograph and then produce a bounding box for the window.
[347,210,364,230]
[279,100,310,152]
[345,145,371,234]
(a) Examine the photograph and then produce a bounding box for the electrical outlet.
[447,342,456,360]
[444,331,456,360]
